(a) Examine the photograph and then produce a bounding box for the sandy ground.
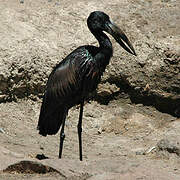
[0,99,180,179]
[0,0,180,179]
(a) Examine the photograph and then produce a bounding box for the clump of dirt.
[2,160,61,175]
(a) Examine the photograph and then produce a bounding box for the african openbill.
[37,11,136,161]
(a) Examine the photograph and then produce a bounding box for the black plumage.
[37,11,136,161]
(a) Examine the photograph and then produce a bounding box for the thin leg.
[78,100,84,161]
[59,113,66,159]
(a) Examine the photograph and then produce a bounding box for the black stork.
[37,11,136,161]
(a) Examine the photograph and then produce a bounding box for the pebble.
[0,128,5,134]
[98,127,102,134]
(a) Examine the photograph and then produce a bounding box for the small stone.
[97,82,120,97]
[36,153,49,160]
[98,127,102,134]
[157,138,180,156]
[0,128,5,134]
[40,146,44,150]
[136,151,145,155]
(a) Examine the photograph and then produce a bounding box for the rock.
[0,128,5,134]
[96,82,120,104]
[156,138,180,157]
[97,127,103,134]
[97,82,120,97]
[36,154,49,160]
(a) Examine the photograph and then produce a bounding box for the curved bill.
[106,21,137,56]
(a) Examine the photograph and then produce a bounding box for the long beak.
[106,21,137,56]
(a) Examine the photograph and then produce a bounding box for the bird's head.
[87,11,136,56]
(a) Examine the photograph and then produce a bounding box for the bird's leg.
[78,100,84,161]
[59,113,66,159]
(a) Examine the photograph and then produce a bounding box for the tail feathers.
[37,103,66,136]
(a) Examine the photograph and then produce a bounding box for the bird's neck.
[93,31,113,70]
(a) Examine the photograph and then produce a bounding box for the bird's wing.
[46,47,99,101]
[37,61,78,136]
[38,55,81,136]
[47,60,80,100]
